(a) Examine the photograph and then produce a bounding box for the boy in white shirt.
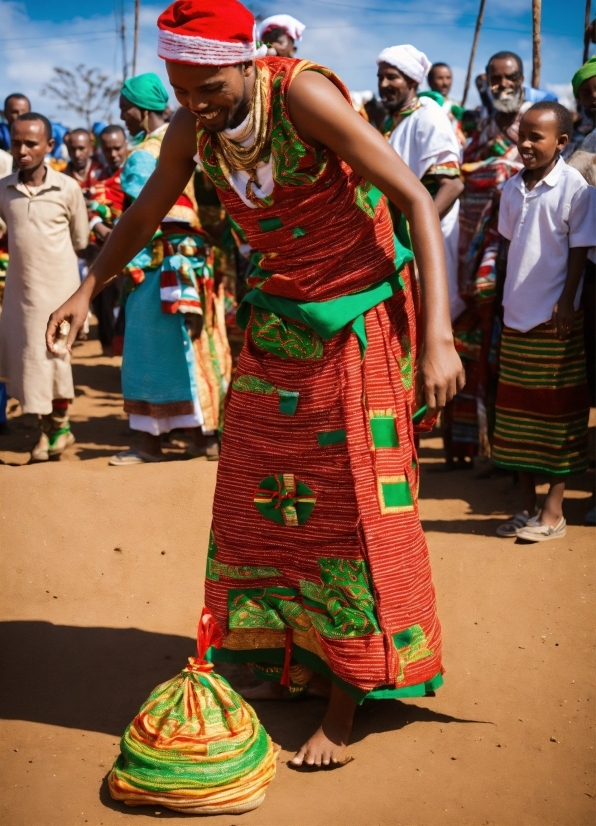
[493,101,594,541]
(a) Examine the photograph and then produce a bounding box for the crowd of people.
[0,14,593,527]
[0,0,593,794]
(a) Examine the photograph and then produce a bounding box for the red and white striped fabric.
[157,0,265,65]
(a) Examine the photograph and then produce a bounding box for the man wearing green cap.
[109,72,231,465]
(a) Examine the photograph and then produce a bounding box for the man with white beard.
[444,52,532,465]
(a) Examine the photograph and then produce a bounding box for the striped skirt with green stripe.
[492,315,590,476]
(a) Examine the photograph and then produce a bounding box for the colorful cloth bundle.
[108,610,277,814]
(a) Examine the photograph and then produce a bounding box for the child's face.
[11,120,53,171]
[517,109,568,170]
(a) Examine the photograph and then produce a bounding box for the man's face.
[67,132,93,171]
[518,108,567,170]
[100,131,127,171]
[488,57,524,114]
[11,119,53,171]
[4,96,30,126]
[578,76,596,117]
[119,95,146,137]
[378,62,416,113]
[166,61,254,133]
[429,66,452,97]
[269,33,296,58]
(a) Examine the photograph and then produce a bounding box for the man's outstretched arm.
[288,70,465,410]
[46,106,198,352]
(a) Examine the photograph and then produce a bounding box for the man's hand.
[416,338,465,412]
[93,222,112,244]
[552,296,575,340]
[46,282,93,354]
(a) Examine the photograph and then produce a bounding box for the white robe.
[388,97,466,321]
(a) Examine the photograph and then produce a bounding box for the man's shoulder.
[0,170,18,194]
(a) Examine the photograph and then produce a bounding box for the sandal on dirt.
[496,509,536,538]
[109,450,165,466]
[516,516,566,543]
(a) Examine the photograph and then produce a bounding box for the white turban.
[376,45,432,85]
[258,14,306,43]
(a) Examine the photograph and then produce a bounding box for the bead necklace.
[214,66,272,205]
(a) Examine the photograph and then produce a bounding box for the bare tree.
[41,65,121,128]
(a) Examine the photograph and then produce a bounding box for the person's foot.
[190,431,220,461]
[48,426,75,457]
[516,515,566,542]
[31,431,50,462]
[289,685,356,769]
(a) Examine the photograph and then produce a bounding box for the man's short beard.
[492,86,523,114]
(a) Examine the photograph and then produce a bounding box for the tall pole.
[461,0,487,107]
[133,0,141,77]
[584,0,592,64]
[120,0,128,81]
[532,0,542,88]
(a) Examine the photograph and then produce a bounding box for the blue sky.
[1,0,592,125]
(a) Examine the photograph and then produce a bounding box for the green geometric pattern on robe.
[392,624,434,683]
[399,335,413,391]
[232,374,299,416]
[206,529,282,581]
[299,558,381,639]
[250,307,324,360]
[369,414,399,448]
[228,587,312,632]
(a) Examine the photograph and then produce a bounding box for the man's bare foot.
[289,684,356,768]
[138,432,163,458]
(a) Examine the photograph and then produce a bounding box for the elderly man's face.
[488,57,524,114]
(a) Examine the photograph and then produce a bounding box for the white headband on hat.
[257,14,306,43]
[377,45,432,85]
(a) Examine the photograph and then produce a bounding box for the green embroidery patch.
[299,558,380,639]
[228,586,311,632]
[254,473,317,526]
[399,335,413,391]
[292,227,306,238]
[258,216,283,232]
[206,529,282,581]
[392,624,434,683]
[232,374,299,416]
[354,182,384,219]
[233,375,276,395]
[251,308,324,360]
[378,476,414,514]
[317,429,347,447]
[369,413,399,449]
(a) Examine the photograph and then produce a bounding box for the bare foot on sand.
[290,684,356,768]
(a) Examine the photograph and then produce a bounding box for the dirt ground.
[1,328,594,826]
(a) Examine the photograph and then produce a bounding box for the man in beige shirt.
[0,112,89,460]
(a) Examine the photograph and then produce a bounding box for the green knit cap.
[572,56,596,98]
[121,72,169,112]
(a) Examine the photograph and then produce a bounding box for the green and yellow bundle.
[108,610,277,814]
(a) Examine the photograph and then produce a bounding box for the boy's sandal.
[496,509,535,538]
[109,450,165,466]
[516,516,566,543]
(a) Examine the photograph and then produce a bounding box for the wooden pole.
[133,0,141,77]
[119,0,128,81]
[584,0,592,64]
[461,0,487,107]
[532,0,542,88]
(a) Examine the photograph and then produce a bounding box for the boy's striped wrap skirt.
[492,314,590,476]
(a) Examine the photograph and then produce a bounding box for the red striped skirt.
[206,277,443,702]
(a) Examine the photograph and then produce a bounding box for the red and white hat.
[157,0,266,65]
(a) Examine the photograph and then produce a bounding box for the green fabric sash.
[236,235,413,354]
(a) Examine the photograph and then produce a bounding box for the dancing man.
[47,0,464,767]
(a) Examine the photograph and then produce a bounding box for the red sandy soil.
[1,329,594,826]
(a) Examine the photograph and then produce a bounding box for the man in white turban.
[377,45,465,322]
[257,14,305,58]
